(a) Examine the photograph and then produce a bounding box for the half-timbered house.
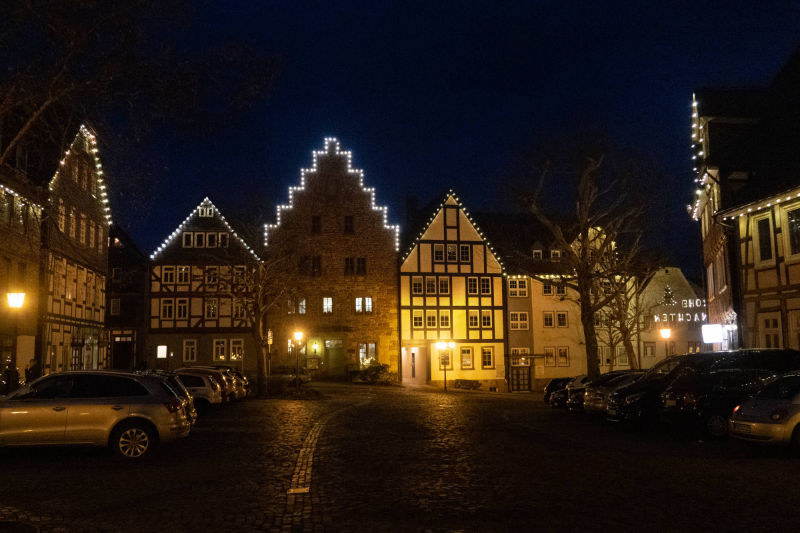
[40,126,111,374]
[147,198,260,374]
[400,192,506,390]
[264,138,400,378]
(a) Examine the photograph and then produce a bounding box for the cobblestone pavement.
[2,384,800,532]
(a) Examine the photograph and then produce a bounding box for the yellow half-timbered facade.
[400,193,506,390]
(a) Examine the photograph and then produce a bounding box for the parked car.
[140,370,197,426]
[729,372,800,448]
[176,371,223,414]
[550,376,586,408]
[543,378,572,404]
[208,366,250,396]
[565,375,595,412]
[178,367,234,402]
[583,371,645,415]
[0,371,191,459]
[660,368,776,437]
[608,349,800,426]
[196,367,246,400]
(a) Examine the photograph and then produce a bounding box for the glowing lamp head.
[7,292,25,309]
[436,342,447,350]
[448,341,455,349]
[659,328,672,340]
[293,331,303,342]
[312,342,319,352]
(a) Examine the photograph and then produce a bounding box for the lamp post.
[660,328,672,358]
[293,330,303,393]
[6,292,25,393]
[436,341,455,392]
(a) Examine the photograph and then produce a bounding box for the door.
[402,347,428,385]
[511,366,531,392]
[112,340,134,370]
[65,374,135,443]
[0,375,72,444]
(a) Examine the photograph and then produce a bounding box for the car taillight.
[733,404,740,413]
[164,400,182,414]
[770,408,788,422]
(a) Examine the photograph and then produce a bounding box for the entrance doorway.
[402,347,427,385]
[112,336,134,370]
[510,366,531,391]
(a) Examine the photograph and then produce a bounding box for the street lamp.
[6,292,25,393]
[660,328,672,357]
[436,341,455,392]
[293,330,303,393]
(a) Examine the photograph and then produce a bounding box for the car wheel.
[112,422,155,459]
[705,414,728,439]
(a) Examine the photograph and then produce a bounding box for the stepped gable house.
[264,138,400,377]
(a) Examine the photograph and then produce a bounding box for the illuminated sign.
[653,299,708,324]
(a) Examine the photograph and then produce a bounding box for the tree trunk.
[580,286,600,379]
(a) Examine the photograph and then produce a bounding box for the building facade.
[147,198,260,375]
[40,126,111,374]
[264,138,400,378]
[400,193,506,390]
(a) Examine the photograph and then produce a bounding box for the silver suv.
[0,371,191,459]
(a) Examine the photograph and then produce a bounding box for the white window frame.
[425,276,437,294]
[556,311,568,328]
[551,249,561,261]
[460,347,473,369]
[323,297,333,314]
[412,310,423,328]
[467,277,478,295]
[364,297,373,313]
[481,309,492,328]
[468,310,479,328]
[160,298,174,319]
[509,279,528,297]
[426,310,437,328]
[543,311,554,328]
[480,277,491,295]
[355,297,363,313]
[753,213,775,265]
[182,232,193,248]
[532,249,542,259]
[510,311,529,330]
[438,277,450,295]
[205,298,218,319]
[213,339,227,361]
[481,346,494,369]
[230,339,244,361]
[543,284,553,295]
[439,310,450,328]
[411,276,423,295]
[446,244,458,262]
[162,266,175,284]
[183,339,197,362]
[433,244,444,263]
[176,298,189,320]
[177,266,190,284]
[557,346,569,366]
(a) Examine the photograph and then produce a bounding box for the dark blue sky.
[112,2,800,280]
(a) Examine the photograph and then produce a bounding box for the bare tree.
[526,155,651,379]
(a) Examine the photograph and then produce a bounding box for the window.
[205,298,218,319]
[355,297,363,313]
[233,299,245,320]
[110,298,120,316]
[176,298,188,319]
[198,206,213,217]
[89,221,95,248]
[439,310,450,328]
[298,298,306,314]
[79,215,86,244]
[468,310,479,328]
[356,258,366,275]
[510,312,529,330]
[556,285,566,296]
[557,347,569,366]
[756,216,773,262]
[687,341,701,354]
[481,309,492,328]
[447,244,457,262]
[345,257,355,275]
[213,339,227,361]
[233,265,245,284]
[508,279,527,297]
[438,277,450,295]
[551,250,561,261]
[787,208,800,256]
[69,209,76,238]
[358,343,377,367]
[344,215,354,234]
[323,297,333,313]
[481,346,494,368]
[205,266,218,286]
[459,244,471,262]
[58,201,65,232]
[615,346,628,366]
[183,339,197,362]
[218,233,229,248]
[426,311,437,328]
[544,347,555,366]
[311,215,321,234]
[460,347,473,369]
[433,244,444,262]
[412,310,423,328]
[556,312,568,328]
[182,233,193,248]
[643,342,656,357]
[532,249,542,259]
[97,227,103,254]
[543,284,553,295]
[426,276,437,294]
[230,339,244,361]
[543,311,554,328]
[207,232,217,248]
[480,277,491,295]
[364,297,372,313]
[467,277,478,295]
[162,266,175,284]
[161,299,174,319]
[195,232,205,248]
[762,316,781,348]
[412,276,423,295]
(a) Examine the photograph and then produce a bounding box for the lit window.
[156,345,168,359]
[447,244,458,262]
[183,339,197,362]
[355,297,363,313]
[298,298,306,314]
[230,339,244,361]
[460,347,473,369]
[213,339,227,361]
[364,297,372,313]
[323,297,333,313]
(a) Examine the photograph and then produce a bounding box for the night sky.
[110,2,800,281]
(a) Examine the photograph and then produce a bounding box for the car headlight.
[624,392,646,405]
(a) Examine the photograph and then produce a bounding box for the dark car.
[660,368,776,437]
[550,376,587,408]
[583,371,646,415]
[607,349,800,426]
[566,374,604,412]
[544,378,572,404]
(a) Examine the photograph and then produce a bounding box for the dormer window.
[182,233,193,248]
[198,206,213,217]
[550,250,561,261]
[532,249,542,259]
[207,232,217,248]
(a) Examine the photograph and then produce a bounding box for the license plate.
[607,408,616,416]
[665,399,676,408]
[734,423,751,434]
